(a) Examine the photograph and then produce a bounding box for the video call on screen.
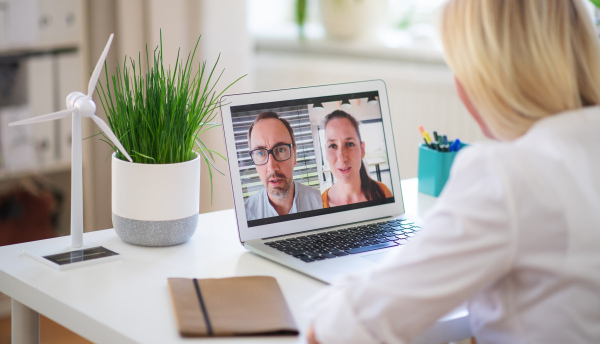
[231,92,395,227]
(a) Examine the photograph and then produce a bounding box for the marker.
[450,138,461,152]
[418,126,433,149]
[432,131,440,151]
[423,131,433,147]
[442,135,448,151]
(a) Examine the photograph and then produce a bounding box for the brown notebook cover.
[168,276,299,337]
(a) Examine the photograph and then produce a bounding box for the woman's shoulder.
[375,181,393,198]
[452,142,520,174]
[448,142,545,206]
[454,141,546,178]
[321,187,331,208]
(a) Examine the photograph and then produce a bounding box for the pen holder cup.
[417,143,467,197]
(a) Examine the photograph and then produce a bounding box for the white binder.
[0,105,36,171]
[6,0,37,47]
[0,1,9,48]
[26,54,56,166]
[53,0,81,45]
[56,51,80,164]
[37,0,82,46]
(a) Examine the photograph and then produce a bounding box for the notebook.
[168,276,298,337]
[220,79,421,283]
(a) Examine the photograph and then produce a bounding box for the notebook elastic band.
[193,278,213,336]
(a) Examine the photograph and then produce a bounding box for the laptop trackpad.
[361,250,397,263]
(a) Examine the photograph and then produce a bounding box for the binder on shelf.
[35,0,56,46]
[26,54,56,166]
[6,0,37,47]
[53,0,81,46]
[0,1,8,48]
[168,276,298,337]
[1,0,83,49]
[37,0,82,47]
[56,51,80,164]
[0,105,36,171]
[0,54,27,106]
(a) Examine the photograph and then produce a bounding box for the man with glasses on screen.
[245,112,322,221]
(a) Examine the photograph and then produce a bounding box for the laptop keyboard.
[265,218,421,262]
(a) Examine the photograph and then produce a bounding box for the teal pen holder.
[417,143,467,197]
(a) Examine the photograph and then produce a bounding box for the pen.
[424,131,433,148]
[418,126,433,149]
[442,135,448,152]
[450,138,461,152]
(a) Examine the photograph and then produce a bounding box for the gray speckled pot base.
[113,213,198,247]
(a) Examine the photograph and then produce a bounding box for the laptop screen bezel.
[220,80,405,242]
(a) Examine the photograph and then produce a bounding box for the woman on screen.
[321,110,392,208]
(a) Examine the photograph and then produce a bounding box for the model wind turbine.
[10,33,132,270]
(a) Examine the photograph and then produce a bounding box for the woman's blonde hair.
[441,0,600,140]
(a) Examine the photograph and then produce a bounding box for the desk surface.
[0,179,469,343]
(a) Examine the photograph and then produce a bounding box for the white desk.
[0,179,471,344]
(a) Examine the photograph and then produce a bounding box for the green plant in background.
[591,0,600,38]
[396,3,415,30]
[97,32,244,198]
[296,0,307,40]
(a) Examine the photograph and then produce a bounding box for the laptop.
[220,79,422,283]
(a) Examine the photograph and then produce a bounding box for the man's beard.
[266,171,293,200]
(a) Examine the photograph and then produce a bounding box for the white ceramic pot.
[111,153,200,246]
[319,0,387,40]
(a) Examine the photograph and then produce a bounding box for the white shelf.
[0,161,70,182]
[0,41,79,56]
[252,23,446,65]
[255,36,445,65]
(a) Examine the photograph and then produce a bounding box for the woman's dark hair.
[323,110,385,202]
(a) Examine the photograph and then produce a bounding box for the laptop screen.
[229,90,396,228]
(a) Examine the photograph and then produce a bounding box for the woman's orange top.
[321,181,393,208]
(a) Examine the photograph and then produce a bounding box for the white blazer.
[307,106,600,344]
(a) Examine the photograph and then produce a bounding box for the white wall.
[87,0,117,231]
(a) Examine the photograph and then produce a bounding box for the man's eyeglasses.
[249,144,293,166]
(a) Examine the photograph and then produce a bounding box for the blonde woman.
[306,0,600,343]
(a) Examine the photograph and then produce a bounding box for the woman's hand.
[307,324,321,344]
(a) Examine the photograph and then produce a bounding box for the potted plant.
[318,0,387,40]
[97,33,243,246]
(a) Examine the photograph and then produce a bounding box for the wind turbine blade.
[87,33,114,97]
[9,108,72,126]
[91,114,133,162]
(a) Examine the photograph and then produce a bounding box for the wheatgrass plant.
[97,34,244,198]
